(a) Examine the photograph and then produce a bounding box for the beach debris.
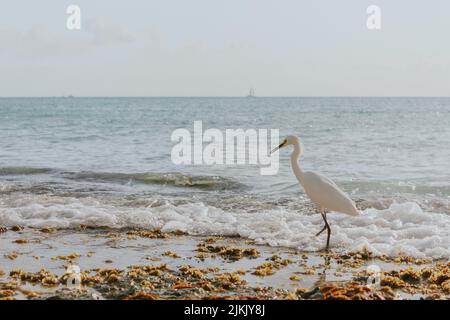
[204,236,222,244]
[139,280,154,290]
[145,256,161,262]
[195,252,207,261]
[13,239,29,244]
[301,267,315,275]
[380,275,407,289]
[0,226,7,233]
[161,251,180,258]
[172,281,196,289]
[39,227,56,233]
[0,289,15,298]
[214,272,246,289]
[197,243,260,261]
[21,289,41,299]
[9,269,60,287]
[252,255,294,277]
[0,230,447,300]
[97,228,175,241]
[126,229,168,239]
[319,282,388,300]
[295,288,307,295]
[392,255,432,265]
[441,280,450,294]
[124,292,160,300]
[51,253,81,262]
[179,265,206,279]
[290,275,301,282]
[4,251,20,260]
[252,262,274,276]
[11,225,24,232]
[398,267,422,283]
[127,264,170,279]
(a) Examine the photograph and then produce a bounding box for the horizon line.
[1,96,450,99]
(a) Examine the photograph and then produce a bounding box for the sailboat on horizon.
[247,87,256,98]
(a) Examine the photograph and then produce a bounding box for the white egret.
[272,135,359,248]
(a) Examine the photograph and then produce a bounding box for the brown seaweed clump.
[9,269,60,287]
[214,272,246,289]
[197,243,260,261]
[39,227,56,233]
[161,251,180,258]
[51,253,81,262]
[13,239,30,244]
[392,255,432,265]
[0,289,16,299]
[252,255,294,277]
[124,292,161,300]
[178,265,207,279]
[252,262,275,277]
[378,262,450,296]
[420,262,450,292]
[4,251,19,260]
[319,282,393,300]
[98,228,178,241]
[127,264,170,280]
[126,229,168,239]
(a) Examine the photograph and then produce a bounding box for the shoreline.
[0,226,449,300]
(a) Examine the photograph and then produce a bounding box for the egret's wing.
[302,171,359,215]
[312,172,339,188]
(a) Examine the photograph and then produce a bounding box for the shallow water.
[1,97,449,258]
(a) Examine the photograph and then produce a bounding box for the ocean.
[0,97,449,258]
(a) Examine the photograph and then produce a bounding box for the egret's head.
[271,135,300,154]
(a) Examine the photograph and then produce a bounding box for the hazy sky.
[1,0,449,97]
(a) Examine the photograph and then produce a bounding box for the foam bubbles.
[0,195,448,259]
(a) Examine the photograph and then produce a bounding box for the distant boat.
[247,88,255,98]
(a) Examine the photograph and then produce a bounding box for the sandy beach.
[0,226,448,300]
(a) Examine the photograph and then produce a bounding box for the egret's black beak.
[270,140,287,154]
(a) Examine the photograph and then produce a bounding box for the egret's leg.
[315,225,327,236]
[315,209,327,236]
[319,210,331,248]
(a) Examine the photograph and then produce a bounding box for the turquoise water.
[1,97,449,257]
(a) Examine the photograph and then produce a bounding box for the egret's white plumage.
[272,135,359,248]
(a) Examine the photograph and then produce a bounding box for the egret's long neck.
[290,141,304,184]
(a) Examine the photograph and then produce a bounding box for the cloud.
[85,17,134,46]
[0,18,134,60]
[0,26,87,59]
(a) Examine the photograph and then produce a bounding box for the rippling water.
[1,97,449,258]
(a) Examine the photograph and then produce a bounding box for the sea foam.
[0,195,448,259]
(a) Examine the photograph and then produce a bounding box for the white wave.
[0,195,449,259]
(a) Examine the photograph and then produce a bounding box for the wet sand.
[0,226,448,300]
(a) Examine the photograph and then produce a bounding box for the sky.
[0,0,449,97]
